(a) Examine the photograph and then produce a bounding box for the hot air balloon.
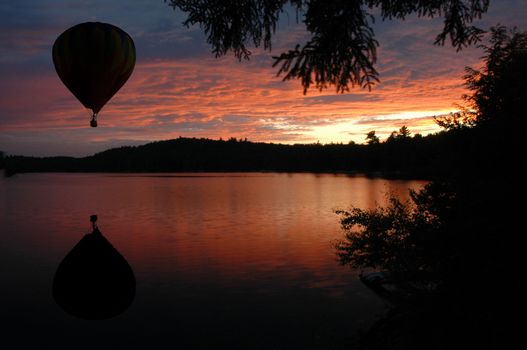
[52,22,136,127]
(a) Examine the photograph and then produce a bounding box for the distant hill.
[0,132,482,178]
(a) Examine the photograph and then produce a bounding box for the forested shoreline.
[0,126,486,179]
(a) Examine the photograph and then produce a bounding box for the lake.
[0,173,426,348]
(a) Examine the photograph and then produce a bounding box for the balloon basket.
[90,114,98,128]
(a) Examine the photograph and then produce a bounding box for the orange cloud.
[1,51,475,155]
[103,55,468,142]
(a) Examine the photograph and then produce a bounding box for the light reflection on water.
[0,173,426,347]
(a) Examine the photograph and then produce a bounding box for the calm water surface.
[0,173,426,348]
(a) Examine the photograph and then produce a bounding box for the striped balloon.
[53,22,136,127]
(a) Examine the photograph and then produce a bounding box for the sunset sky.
[1,0,526,157]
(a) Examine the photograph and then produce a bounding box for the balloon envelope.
[52,22,136,122]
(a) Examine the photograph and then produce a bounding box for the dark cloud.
[302,93,382,104]
[354,115,434,126]
[0,129,150,157]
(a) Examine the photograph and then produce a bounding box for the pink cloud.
[1,47,477,155]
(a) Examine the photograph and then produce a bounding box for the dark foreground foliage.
[335,26,526,349]
[168,0,489,93]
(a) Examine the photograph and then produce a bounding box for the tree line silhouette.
[0,125,490,178]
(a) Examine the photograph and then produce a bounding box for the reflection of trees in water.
[53,217,135,320]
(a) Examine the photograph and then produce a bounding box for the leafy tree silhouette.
[167,0,490,93]
[386,125,411,143]
[436,25,527,130]
[335,26,526,349]
[463,25,527,126]
[365,130,380,145]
